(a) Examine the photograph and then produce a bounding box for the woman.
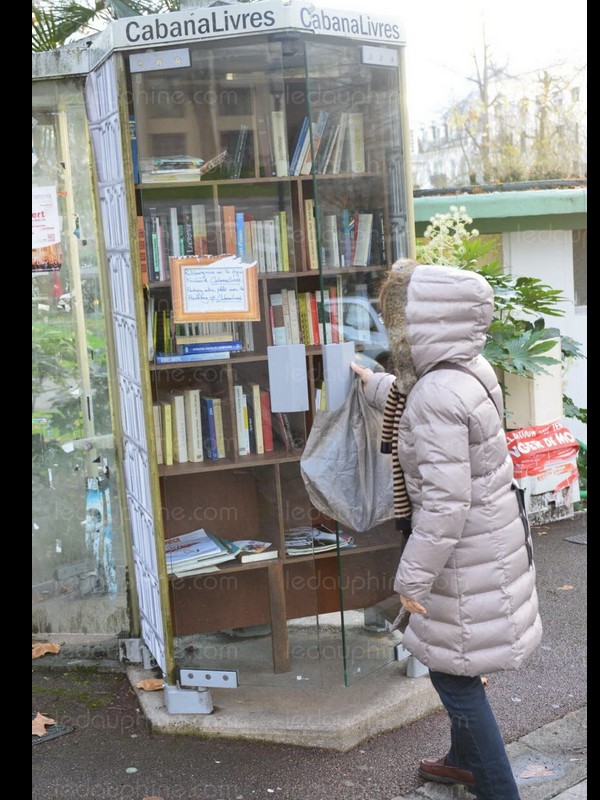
[352,260,542,799]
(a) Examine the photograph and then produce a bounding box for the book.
[245,382,264,455]
[175,333,235,345]
[152,402,163,464]
[179,341,242,355]
[269,293,287,346]
[183,388,203,463]
[284,526,354,556]
[231,124,249,179]
[169,392,188,464]
[160,400,173,467]
[260,389,274,452]
[353,214,374,267]
[304,199,319,271]
[289,116,309,176]
[233,540,278,563]
[129,116,139,184]
[191,204,208,256]
[300,111,329,175]
[155,352,231,364]
[331,112,349,174]
[182,206,194,256]
[270,110,289,178]
[200,396,218,460]
[212,398,226,459]
[347,112,366,174]
[222,205,237,254]
[234,385,250,456]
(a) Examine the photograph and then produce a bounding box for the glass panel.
[306,40,410,684]
[32,79,129,634]
[129,38,323,686]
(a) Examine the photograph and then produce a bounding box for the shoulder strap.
[427,361,502,420]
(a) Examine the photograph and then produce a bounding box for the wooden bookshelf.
[129,30,412,678]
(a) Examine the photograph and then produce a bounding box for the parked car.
[323,294,391,368]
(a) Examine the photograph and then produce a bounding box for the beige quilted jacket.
[365,262,542,676]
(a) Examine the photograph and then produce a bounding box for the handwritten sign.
[171,255,260,322]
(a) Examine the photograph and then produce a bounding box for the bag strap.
[426,361,502,420]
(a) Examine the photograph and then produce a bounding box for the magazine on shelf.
[284,526,354,556]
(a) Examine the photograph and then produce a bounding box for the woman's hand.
[351,362,374,384]
[400,595,427,615]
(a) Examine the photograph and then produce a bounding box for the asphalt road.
[32,514,587,800]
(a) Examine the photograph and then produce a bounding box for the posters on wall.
[32,185,62,272]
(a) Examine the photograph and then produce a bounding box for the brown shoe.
[419,757,475,788]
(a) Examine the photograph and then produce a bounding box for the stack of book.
[221,204,290,273]
[152,390,227,466]
[289,111,365,176]
[164,528,239,577]
[284,526,354,556]
[140,155,205,184]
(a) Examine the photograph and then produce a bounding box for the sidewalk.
[391,707,587,800]
[33,513,586,799]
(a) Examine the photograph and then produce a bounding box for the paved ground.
[32,514,587,800]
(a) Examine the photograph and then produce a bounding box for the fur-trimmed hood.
[379,260,494,392]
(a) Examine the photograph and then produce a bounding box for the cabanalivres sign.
[108,1,405,49]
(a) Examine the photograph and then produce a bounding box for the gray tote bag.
[300,378,394,532]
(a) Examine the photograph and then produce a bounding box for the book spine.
[222,205,237,254]
[191,204,207,256]
[354,214,374,267]
[328,284,339,344]
[286,289,301,345]
[298,292,312,346]
[212,398,226,459]
[279,211,290,272]
[269,293,287,346]
[160,401,173,466]
[309,291,320,344]
[184,389,204,463]
[280,289,293,345]
[304,199,319,271]
[301,110,329,175]
[175,333,234,345]
[170,394,188,464]
[244,391,255,454]
[137,216,149,285]
[182,207,194,255]
[289,116,309,176]
[152,402,163,464]
[348,112,366,174]
[260,390,274,452]
[234,385,249,456]
[180,341,242,355]
[250,384,264,455]
[235,212,245,259]
[129,116,139,184]
[169,207,181,259]
[155,352,229,364]
[273,214,283,272]
[336,274,344,342]
[232,124,249,179]
[271,110,289,178]
[332,112,349,174]
[200,398,218,460]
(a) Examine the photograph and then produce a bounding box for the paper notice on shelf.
[267,345,309,412]
[323,342,355,411]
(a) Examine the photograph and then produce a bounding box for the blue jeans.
[429,670,520,800]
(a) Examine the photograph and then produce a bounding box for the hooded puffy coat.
[365,262,542,676]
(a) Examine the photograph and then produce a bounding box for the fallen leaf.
[556,585,575,591]
[519,764,555,778]
[570,758,584,762]
[536,529,549,536]
[32,712,55,737]
[136,678,164,692]
[32,643,61,659]
[481,676,490,686]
